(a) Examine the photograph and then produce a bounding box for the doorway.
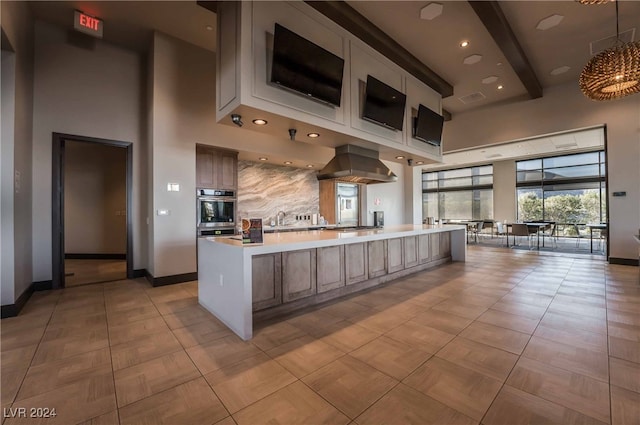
[52,133,133,289]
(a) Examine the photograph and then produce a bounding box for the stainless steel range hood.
[317,145,397,184]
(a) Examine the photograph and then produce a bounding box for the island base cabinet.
[282,249,317,302]
[368,240,388,278]
[252,253,282,311]
[388,238,405,273]
[404,236,419,268]
[431,232,451,260]
[317,245,346,293]
[418,234,431,264]
[345,242,368,285]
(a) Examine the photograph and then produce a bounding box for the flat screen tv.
[270,23,345,107]
[413,104,444,146]
[362,75,406,131]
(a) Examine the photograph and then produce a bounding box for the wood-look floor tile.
[547,300,607,321]
[172,318,234,348]
[402,292,449,309]
[608,321,640,342]
[111,330,182,370]
[76,410,120,425]
[108,316,170,346]
[373,300,428,318]
[610,357,640,393]
[522,336,609,382]
[410,310,473,335]
[350,336,432,381]
[483,385,608,425]
[506,357,610,423]
[0,312,51,335]
[233,381,349,425]
[153,297,200,316]
[5,373,116,425]
[106,304,160,327]
[42,316,107,341]
[119,377,228,425]
[500,292,554,308]
[213,417,236,425]
[607,300,640,314]
[317,299,371,320]
[350,292,402,310]
[459,321,530,355]
[17,348,112,400]
[286,310,344,336]
[611,385,640,425]
[533,324,608,353]
[1,326,46,352]
[31,328,109,366]
[347,309,410,334]
[251,321,308,351]
[315,321,380,353]
[354,383,476,425]
[113,350,200,407]
[540,311,608,335]
[162,306,217,330]
[204,353,296,414]
[430,299,488,320]
[489,300,547,320]
[1,366,28,406]
[186,335,262,375]
[609,335,640,364]
[384,320,455,353]
[1,344,37,371]
[105,296,154,313]
[476,309,539,334]
[608,310,640,327]
[435,337,518,381]
[302,355,398,419]
[146,287,194,305]
[403,356,501,421]
[267,335,344,378]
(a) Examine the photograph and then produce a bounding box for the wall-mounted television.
[362,75,406,131]
[270,23,345,107]
[413,104,444,146]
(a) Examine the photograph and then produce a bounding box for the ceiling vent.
[590,28,635,55]
[554,142,578,149]
[458,92,486,104]
[486,153,503,159]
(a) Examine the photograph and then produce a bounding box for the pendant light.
[579,1,640,101]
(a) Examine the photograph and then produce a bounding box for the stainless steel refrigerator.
[336,183,359,226]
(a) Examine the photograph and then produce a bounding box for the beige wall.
[1,1,34,305]
[365,161,405,226]
[31,20,145,281]
[444,82,640,260]
[492,160,517,223]
[64,141,127,254]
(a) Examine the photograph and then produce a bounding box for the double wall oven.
[197,189,236,236]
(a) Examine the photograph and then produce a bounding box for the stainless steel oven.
[197,189,236,233]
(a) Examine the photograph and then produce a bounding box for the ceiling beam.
[196,1,217,14]
[468,1,542,99]
[305,1,453,98]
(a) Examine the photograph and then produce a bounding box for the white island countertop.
[205,224,467,255]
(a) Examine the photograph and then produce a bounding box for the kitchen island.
[198,224,466,340]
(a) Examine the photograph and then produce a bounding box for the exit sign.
[74,10,103,38]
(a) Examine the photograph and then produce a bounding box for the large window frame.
[422,165,494,220]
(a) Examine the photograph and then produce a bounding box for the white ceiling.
[25,1,633,169]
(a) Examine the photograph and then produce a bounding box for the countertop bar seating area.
[198,224,466,340]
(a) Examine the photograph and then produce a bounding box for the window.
[422,165,493,220]
[516,151,606,224]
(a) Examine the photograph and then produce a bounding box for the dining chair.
[572,224,588,248]
[510,223,534,249]
[495,222,507,244]
[469,221,484,243]
[541,222,557,248]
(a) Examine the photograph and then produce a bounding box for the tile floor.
[1,246,639,425]
[64,259,127,287]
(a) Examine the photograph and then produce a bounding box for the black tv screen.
[413,104,444,146]
[270,23,345,107]
[362,75,406,131]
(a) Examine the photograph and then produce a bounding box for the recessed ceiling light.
[307,133,320,138]
[252,119,267,125]
[460,40,469,48]
[205,25,213,31]
[497,62,503,66]
[306,164,314,168]
[416,161,424,165]
[284,161,293,165]
[259,157,268,161]
[497,85,504,90]
[395,155,405,159]
[550,66,571,76]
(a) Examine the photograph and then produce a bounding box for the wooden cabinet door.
[345,242,368,285]
[252,253,282,311]
[317,245,345,293]
[196,146,216,188]
[387,238,404,273]
[440,232,451,258]
[367,240,387,278]
[218,151,238,189]
[282,249,317,302]
[430,233,442,259]
[418,234,431,264]
[404,236,419,268]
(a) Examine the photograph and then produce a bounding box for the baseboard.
[132,269,146,278]
[65,253,126,260]
[33,280,53,291]
[1,283,35,319]
[609,257,639,266]
[145,272,198,287]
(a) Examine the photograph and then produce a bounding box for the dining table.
[505,222,552,249]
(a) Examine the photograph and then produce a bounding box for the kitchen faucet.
[276,210,286,226]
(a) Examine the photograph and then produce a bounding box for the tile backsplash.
[237,161,320,226]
